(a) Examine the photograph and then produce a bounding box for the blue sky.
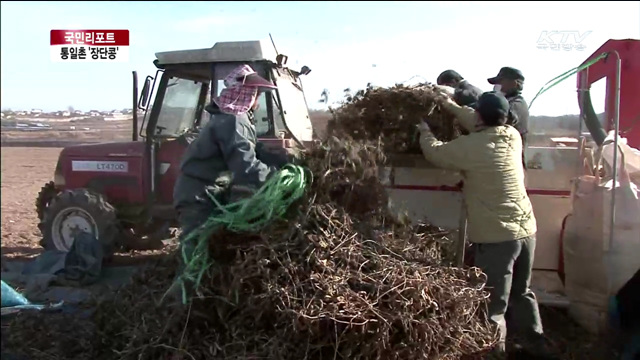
[1,1,639,116]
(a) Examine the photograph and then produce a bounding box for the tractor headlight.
[53,160,65,187]
[54,172,65,187]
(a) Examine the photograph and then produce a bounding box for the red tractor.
[35,40,315,255]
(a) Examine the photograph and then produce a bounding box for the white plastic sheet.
[600,131,640,183]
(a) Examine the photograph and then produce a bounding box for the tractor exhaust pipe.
[579,90,606,146]
[132,71,139,142]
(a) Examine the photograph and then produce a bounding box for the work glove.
[435,85,456,96]
[435,93,458,109]
[416,121,432,134]
[228,184,257,203]
[285,146,305,164]
[201,172,233,204]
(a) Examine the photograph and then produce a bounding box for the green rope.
[528,52,609,111]
[169,164,311,304]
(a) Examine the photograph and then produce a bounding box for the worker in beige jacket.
[417,91,557,359]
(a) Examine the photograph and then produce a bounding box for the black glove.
[228,185,257,203]
[286,147,305,164]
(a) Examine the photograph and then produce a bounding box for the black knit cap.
[437,70,464,85]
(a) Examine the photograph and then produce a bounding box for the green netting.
[528,52,609,111]
[169,164,311,304]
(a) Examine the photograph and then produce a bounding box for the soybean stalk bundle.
[326,83,468,154]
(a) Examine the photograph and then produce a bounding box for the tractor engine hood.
[55,141,147,192]
[60,141,145,158]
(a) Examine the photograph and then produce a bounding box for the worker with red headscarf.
[172,64,288,285]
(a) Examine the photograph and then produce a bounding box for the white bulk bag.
[563,141,640,334]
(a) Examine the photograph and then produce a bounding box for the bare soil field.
[1,147,60,259]
[1,119,132,147]
[1,111,332,147]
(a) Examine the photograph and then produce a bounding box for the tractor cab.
[138,40,314,147]
[38,40,315,255]
[137,40,314,209]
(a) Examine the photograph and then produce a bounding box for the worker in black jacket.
[436,70,483,107]
[487,67,529,145]
[488,67,529,167]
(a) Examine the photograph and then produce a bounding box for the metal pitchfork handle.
[455,195,467,267]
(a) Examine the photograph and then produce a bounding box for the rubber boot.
[162,238,197,307]
[485,341,507,360]
[518,333,562,360]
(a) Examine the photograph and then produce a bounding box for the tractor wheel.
[38,189,119,256]
[35,181,58,222]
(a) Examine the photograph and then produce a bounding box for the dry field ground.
[1,147,60,260]
[1,111,333,147]
[1,119,133,147]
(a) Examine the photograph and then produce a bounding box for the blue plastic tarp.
[1,280,29,307]
[1,280,63,315]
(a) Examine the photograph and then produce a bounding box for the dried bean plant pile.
[6,96,498,360]
[326,83,468,154]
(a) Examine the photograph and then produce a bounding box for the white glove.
[436,94,459,110]
[435,85,456,96]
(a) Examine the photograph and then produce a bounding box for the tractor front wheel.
[36,181,58,222]
[39,189,118,256]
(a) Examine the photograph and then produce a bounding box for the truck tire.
[38,189,118,256]
[35,181,58,222]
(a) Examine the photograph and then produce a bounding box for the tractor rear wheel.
[36,181,58,222]
[39,189,118,256]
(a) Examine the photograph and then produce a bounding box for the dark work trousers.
[474,235,544,354]
[176,200,218,266]
[176,185,251,266]
[163,200,218,305]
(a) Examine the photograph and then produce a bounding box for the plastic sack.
[599,138,640,234]
[600,131,640,184]
[563,142,640,334]
[1,280,30,307]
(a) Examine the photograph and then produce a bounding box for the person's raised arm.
[435,90,478,133]
[213,116,276,188]
[418,123,478,171]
